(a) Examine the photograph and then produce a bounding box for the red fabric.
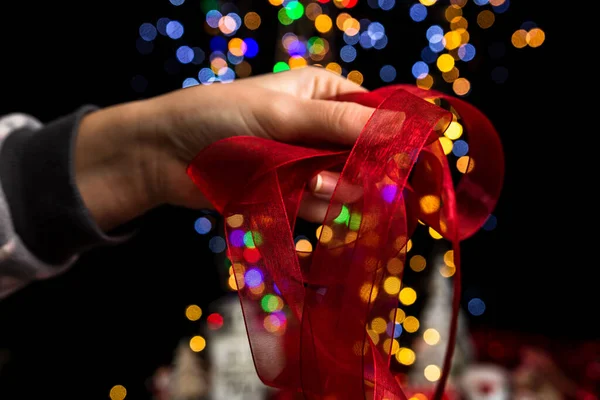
[187,86,504,399]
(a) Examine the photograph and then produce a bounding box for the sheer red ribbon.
[187,86,504,400]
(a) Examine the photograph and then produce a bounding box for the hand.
[75,67,374,231]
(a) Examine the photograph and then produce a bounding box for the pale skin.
[74,67,374,232]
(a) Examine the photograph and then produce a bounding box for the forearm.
[75,100,164,231]
[0,103,157,298]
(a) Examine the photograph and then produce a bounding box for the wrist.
[75,100,165,231]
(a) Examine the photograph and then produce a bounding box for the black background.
[0,1,589,399]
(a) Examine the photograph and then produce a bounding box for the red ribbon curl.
[187,86,504,400]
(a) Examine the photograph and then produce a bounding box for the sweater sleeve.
[0,108,132,299]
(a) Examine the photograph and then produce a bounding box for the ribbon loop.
[187,86,504,399]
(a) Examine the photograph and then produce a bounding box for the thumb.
[283,98,375,147]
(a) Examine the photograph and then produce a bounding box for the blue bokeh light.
[194,217,212,234]
[409,3,427,22]
[183,78,200,88]
[412,61,429,79]
[209,236,226,253]
[244,38,259,58]
[139,23,157,41]
[380,65,396,83]
[340,45,357,62]
[166,20,184,39]
[468,298,486,316]
[176,45,194,64]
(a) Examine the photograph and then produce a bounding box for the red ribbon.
[187,85,504,400]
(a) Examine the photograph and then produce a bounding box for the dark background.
[0,1,587,399]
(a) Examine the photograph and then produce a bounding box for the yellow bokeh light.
[399,287,417,305]
[456,156,475,173]
[439,137,453,154]
[371,317,387,334]
[295,238,313,253]
[250,282,265,296]
[228,273,238,290]
[409,395,428,400]
[417,74,434,90]
[326,62,342,75]
[436,54,455,73]
[419,195,441,214]
[235,61,252,78]
[526,28,545,48]
[444,31,462,50]
[443,250,454,267]
[424,365,441,382]
[477,10,495,29]
[226,214,243,228]
[386,258,404,274]
[316,225,333,243]
[109,385,127,400]
[306,3,322,20]
[489,0,505,5]
[228,38,246,57]
[383,276,402,294]
[403,316,420,333]
[444,121,463,140]
[419,0,437,5]
[289,55,307,69]
[423,328,441,345]
[407,239,412,252]
[347,70,364,85]
[360,283,378,303]
[244,12,261,30]
[511,29,528,48]
[269,0,283,5]
[382,338,400,355]
[189,335,206,352]
[185,304,202,321]
[336,12,351,30]
[396,347,416,365]
[451,16,468,31]
[392,308,406,323]
[429,227,443,239]
[452,77,471,96]
[440,265,456,278]
[342,18,360,36]
[367,329,380,345]
[458,28,470,44]
[445,5,462,21]
[409,255,426,272]
[315,14,333,33]
[442,67,459,83]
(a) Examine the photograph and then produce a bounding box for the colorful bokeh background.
[0,1,587,399]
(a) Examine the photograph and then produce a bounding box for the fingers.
[300,171,364,223]
[304,67,369,100]
[242,66,368,100]
[297,192,331,223]
[308,170,339,200]
[278,97,375,146]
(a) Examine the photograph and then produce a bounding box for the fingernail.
[312,171,338,198]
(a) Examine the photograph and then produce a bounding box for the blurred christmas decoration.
[170,339,209,400]
[409,245,474,388]
[205,296,273,400]
[459,364,510,400]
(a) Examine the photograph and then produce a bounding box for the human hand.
[75,67,374,231]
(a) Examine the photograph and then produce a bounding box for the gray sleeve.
[0,109,134,299]
[0,113,73,298]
